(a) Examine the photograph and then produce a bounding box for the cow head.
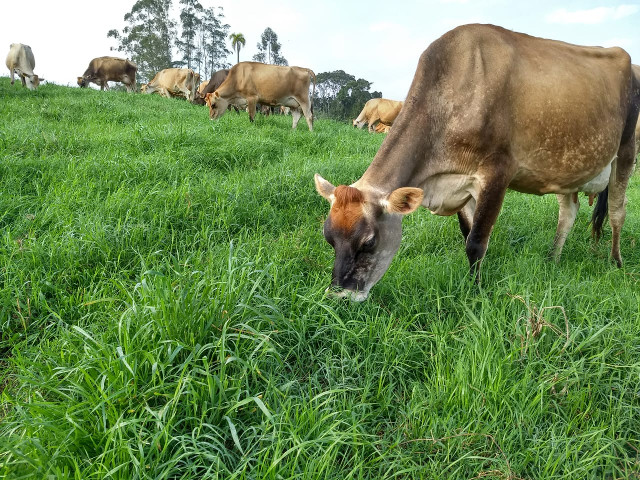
[140,84,148,94]
[77,76,88,88]
[205,92,229,120]
[25,74,40,90]
[314,174,423,301]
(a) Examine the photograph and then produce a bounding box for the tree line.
[107,0,383,121]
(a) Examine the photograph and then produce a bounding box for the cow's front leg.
[368,116,380,133]
[465,173,510,282]
[247,97,258,122]
[291,107,302,128]
[457,197,476,242]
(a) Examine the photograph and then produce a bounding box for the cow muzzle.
[325,285,369,302]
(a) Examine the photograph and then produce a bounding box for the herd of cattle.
[5,43,402,133]
[5,24,640,300]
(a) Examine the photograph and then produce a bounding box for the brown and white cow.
[6,43,41,90]
[315,24,639,301]
[204,62,316,130]
[353,98,403,133]
[77,57,137,92]
[141,68,198,102]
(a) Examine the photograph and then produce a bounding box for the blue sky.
[2,1,639,99]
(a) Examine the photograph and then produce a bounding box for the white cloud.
[546,5,639,25]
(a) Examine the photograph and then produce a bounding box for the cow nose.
[325,285,368,302]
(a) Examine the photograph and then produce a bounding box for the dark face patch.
[323,191,380,292]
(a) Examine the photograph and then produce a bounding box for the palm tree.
[229,33,246,64]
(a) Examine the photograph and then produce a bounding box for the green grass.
[1,78,639,479]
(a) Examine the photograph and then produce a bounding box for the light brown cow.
[205,62,316,130]
[6,43,41,90]
[374,123,391,134]
[315,24,639,301]
[353,98,403,132]
[77,56,136,92]
[141,68,197,102]
[197,80,209,97]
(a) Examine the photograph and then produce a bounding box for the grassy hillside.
[1,79,639,479]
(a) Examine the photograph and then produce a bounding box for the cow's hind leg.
[609,142,635,267]
[298,100,314,131]
[550,193,580,261]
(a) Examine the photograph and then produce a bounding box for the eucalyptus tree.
[107,0,176,83]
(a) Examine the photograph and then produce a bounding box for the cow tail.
[308,69,316,114]
[590,186,609,241]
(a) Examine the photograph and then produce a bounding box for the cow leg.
[465,173,510,281]
[608,136,635,267]
[368,116,380,133]
[550,193,579,261]
[298,101,314,131]
[457,197,476,241]
[291,107,302,129]
[247,97,258,122]
[20,73,27,87]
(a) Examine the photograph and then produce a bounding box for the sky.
[2,0,639,100]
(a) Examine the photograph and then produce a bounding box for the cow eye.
[362,236,376,251]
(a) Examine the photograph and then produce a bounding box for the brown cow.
[193,69,230,105]
[141,68,197,102]
[205,62,316,130]
[77,56,136,92]
[315,24,639,301]
[353,98,403,132]
[6,43,41,90]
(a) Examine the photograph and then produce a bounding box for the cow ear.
[314,174,335,202]
[384,187,423,215]
[214,91,220,99]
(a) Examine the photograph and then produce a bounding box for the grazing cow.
[205,62,316,130]
[141,68,198,102]
[77,56,137,92]
[193,69,230,105]
[5,43,41,90]
[315,24,639,301]
[353,98,403,132]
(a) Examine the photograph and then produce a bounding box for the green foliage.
[197,6,231,79]
[315,70,383,121]
[1,79,640,479]
[176,0,203,70]
[108,0,176,83]
[253,27,288,66]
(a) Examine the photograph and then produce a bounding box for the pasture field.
[0,78,639,479]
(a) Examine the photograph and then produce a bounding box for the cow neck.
[355,127,432,196]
